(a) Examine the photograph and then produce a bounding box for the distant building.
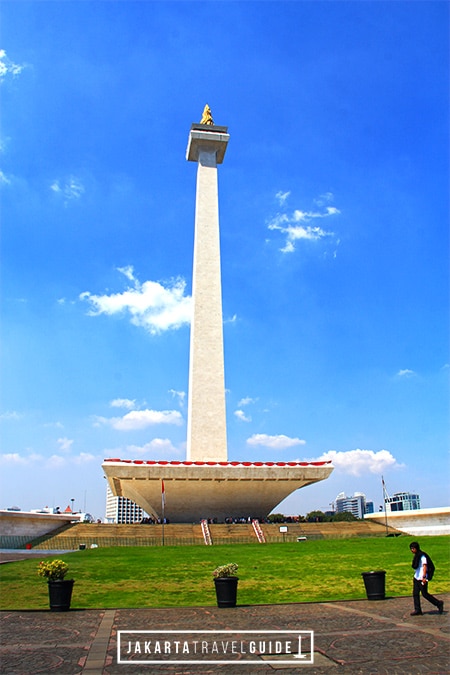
[364,501,374,514]
[385,491,421,512]
[105,485,148,524]
[334,492,366,519]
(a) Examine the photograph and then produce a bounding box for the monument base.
[103,459,333,523]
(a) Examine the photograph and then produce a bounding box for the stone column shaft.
[186,127,229,461]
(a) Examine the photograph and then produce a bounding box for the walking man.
[410,541,444,616]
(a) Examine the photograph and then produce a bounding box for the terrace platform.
[8,519,401,551]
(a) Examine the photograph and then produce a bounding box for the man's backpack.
[425,553,435,581]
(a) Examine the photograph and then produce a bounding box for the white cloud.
[117,265,135,281]
[0,50,26,80]
[318,449,403,476]
[0,411,21,421]
[46,454,66,468]
[397,369,416,378]
[268,195,340,253]
[57,437,73,453]
[169,390,186,407]
[110,398,136,410]
[247,433,306,450]
[80,266,192,335]
[234,409,251,422]
[314,192,335,207]
[0,453,29,465]
[72,452,96,465]
[94,408,183,431]
[275,190,290,205]
[50,176,84,205]
[43,421,64,429]
[0,451,98,469]
[126,438,180,456]
[237,397,256,407]
[0,170,11,186]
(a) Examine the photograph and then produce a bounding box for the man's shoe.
[437,601,444,614]
[410,611,423,616]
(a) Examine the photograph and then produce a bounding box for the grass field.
[1,536,448,610]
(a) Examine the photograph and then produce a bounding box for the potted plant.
[213,562,239,608]
[38,559,74,611]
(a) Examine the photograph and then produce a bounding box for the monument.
[186,105,228,462]
[103,108,333,522]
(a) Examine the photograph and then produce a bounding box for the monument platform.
[102,459,333,523]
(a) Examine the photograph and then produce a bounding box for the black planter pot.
[48,579,75,611]
[214,577,238,608]
[361,570,386,600]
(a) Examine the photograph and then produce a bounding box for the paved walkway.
[0,594,448,674]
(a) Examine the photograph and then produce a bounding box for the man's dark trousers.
[413,578,441,612]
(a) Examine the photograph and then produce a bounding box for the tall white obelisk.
[103,109,334,522]
[185,106,230,462]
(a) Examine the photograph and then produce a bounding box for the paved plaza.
[0,593,449,675]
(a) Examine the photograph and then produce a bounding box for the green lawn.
[1,536,449,610]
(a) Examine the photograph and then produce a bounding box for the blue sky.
[1,1,448,520]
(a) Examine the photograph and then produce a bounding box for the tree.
[332,511,357,522]
[306,510,328,523]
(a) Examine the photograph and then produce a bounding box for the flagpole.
[161,479,165,547]
[381,476,389,536]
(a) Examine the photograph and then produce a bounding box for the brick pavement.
[0,594,448,675]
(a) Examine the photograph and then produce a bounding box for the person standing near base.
[410,541,444,616]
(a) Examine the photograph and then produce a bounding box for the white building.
[334,492,366,519]
[105,485,148,524]
[385,491,421,512]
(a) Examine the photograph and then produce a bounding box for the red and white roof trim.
[103,459,332,467]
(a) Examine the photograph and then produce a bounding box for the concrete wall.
[364,506,450,536]
[0,511,79,539]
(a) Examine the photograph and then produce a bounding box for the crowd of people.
[138,516,267,525]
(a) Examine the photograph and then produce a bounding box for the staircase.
[207,523,256,544]
[200,519,213,545]
[252,519,266,543]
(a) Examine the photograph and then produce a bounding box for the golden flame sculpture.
[200,104,214,125]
